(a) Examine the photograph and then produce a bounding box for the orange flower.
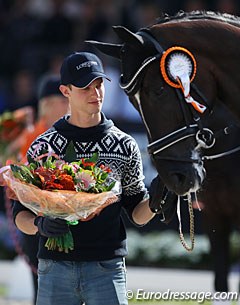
[33,167,75,191]
[81,158,95,168]
[100,164,112,173]
[58,173,75,190]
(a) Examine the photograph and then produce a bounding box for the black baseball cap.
[38,75,61,100]
[60,52,111,88]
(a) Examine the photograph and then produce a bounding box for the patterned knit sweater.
[13,113,147,261]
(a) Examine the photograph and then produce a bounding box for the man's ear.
[59,85,70,97]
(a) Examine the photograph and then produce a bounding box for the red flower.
[100,164,112,173]
[81,158,95,168]
[33,167,75,191]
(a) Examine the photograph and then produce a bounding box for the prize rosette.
[0,144,121,253]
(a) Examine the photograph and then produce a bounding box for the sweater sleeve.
[12,200,35,224]
[121,136,148,224]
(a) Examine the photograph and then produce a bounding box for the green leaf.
[44,158,55,169]
[106,180,116,191]
[100,171,108,181]
[10,165,26,181]
[64,141,77,163]
[21,165,35,179]
[29,163,37,171]
[87,152,99,163]
[10,164,42,187]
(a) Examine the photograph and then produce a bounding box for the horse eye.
[159,86,164,93]
[142,85,164,98]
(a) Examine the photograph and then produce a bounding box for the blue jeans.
[36,258,128,305]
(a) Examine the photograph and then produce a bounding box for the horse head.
[87,11,240,195]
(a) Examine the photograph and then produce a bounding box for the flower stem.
[45,221,79,253]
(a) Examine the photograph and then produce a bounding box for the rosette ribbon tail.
[185,95,207,114]
[45,220,78,253]
[176,74,207,114]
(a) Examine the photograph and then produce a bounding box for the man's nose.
[94,88,101,98]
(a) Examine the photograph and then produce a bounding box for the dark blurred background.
[0,0,239,115]
[0,0,240,262]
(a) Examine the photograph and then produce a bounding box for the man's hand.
[34,216,69,237]
[149,175,177,223]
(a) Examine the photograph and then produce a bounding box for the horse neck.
[152,20,240,55]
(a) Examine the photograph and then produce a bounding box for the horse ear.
[85,41,122,59]
[112,26,144,47]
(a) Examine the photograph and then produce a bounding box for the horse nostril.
[172,172,193,191]
[174,172,186,184]
[169,170,200,195]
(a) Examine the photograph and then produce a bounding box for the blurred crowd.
[0,0,239,124]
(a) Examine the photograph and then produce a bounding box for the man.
[12,52,163,305]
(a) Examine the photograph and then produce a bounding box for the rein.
[177,194,195,251]
[203,145,240,160]
[202,124,240,161]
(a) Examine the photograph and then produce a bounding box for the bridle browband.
[119,29,240,163]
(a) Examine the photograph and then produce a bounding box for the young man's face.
[60,78,105,116]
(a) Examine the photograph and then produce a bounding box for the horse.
[86,11,240,298]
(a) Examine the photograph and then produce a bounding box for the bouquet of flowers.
[0,107,34,165]
[0,144,120,253]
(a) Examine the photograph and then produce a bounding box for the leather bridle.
[119,29,215,164]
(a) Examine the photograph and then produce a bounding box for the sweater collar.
[53,113,114,140]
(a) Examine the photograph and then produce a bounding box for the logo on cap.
[76,61,98,70]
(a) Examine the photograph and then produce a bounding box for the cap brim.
[72,72,111,89]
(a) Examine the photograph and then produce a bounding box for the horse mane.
[153,10,240,27]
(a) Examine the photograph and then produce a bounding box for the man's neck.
[67,112,101,128]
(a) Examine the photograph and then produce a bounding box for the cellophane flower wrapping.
[2,169,120,222]
[0,145,121,253]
